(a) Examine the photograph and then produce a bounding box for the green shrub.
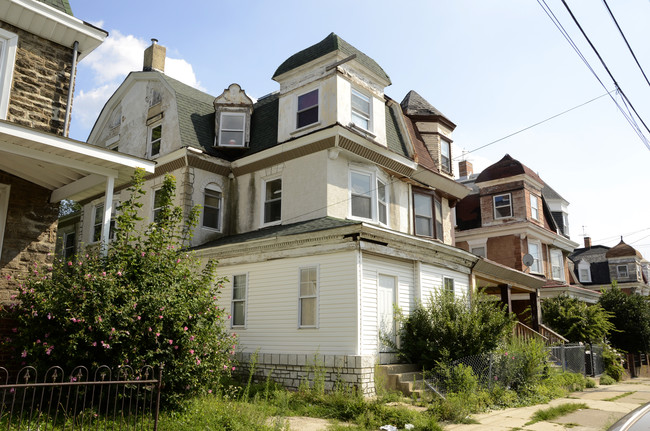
[2,170,235,408]
[602,346,625,382]
[394,290,515,368]
[493,338,548,391]
[600,374,615,385]
[433,362,478,394]
[585,377,597,388]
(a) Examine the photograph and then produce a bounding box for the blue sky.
[67,0,650,258]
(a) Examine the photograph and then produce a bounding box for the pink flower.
[117,271,122,276]
[102,272,106,277]
[20,350,27,358]
[36,339,41,344]
[189,335,195,341]
[137,316,141,320]
[148,327,152,332]
[231,366,236,371]
[111,328,115,332]
[98,316,103,322]
[183,326,188,331]
[92,342,97,346]
[227,315,232,320]
[176,259,181,264]
[155,333,160,337]
[223,365,227,370]
[141,252,145,257]
[47,313,51,320]
[208,389,212,394]
[174,346,178,350]
[168,339,173,345]
[67,262,72,266]
[190,349,194,354]
[159,315,163,319]
[196,359,201,365]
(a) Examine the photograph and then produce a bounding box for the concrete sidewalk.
[445,377,650,431]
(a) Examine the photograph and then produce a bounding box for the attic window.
[493,193,512,219]
[440,139,451,173]
[297,89,319,128]
[219,113,246,147]
[351,89,371,131]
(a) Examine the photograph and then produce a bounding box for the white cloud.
[71,31,204,140]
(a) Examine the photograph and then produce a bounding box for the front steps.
[376,364,427,398]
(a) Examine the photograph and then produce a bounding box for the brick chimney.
[584,237,591,249]
[459,160,473,178]
[143,39,165,72]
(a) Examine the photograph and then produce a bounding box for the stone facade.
[0,171,58,300]
[0,21,73,136]
[235,352,376,396]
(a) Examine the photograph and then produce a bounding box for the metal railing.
[0,365,162,430]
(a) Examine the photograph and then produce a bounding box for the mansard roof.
[475,154,544,184]
[272,32,391,84]
[606,239,643,259]
[37,0,72,15]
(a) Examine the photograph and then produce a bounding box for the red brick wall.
[487,235,523,271]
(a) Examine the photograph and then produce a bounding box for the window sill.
[201,226,222,233]
[348,122,376,138]
[291,121,322,136]
[261,220,282,228]
[298,326,318,330]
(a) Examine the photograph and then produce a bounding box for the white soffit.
[0,120,155,202]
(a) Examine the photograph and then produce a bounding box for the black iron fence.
[547,343,605,376]
[0,365,162,430]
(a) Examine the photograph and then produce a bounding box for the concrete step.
[377,364,420,374]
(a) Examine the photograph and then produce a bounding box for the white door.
[378,274,396,352]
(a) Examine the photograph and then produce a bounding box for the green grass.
[525,403,589,425]
[604,391,636,402]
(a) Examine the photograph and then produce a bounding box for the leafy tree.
[2,169,235,408]
[541,294,615,344]
[599,285,650,353]
[393,290,516,368]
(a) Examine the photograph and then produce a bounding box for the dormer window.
[530,194,539,220]
[578,260,592,283]
[351,88,371,131]
[219,113,246,147]
[494,193,512,219]
[617,265,628,279]
[297,89,319,128]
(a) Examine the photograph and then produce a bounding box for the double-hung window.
[550,249,564,281]
[148,123,162,157]
[0,28,17,120]
[351,88,371,130]
[152,189,165,222]
[263,178,282,225]
[530,194,539,220]
[92,204,115,243]
[299,267,318,328]
[219,112,246,147]
[63,231,76,259]
[578,261,591,283]
[528,240,542,274]
[494,193,512,219]
[203,186,222,231]
[443,277,455,294]
[350,170,388,225]
[617,265,628,279]
[231,274,247,327]
[297,89,318,128]
[440,140,451,173]
[413,191,443,240]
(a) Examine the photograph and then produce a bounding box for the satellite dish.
[522,253,534,268]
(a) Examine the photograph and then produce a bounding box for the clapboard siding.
[217,250,359,355]
[360,254,415,355]
[420,263,471,303]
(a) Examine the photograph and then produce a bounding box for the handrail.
[539,323,568,344]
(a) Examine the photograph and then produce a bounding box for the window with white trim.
[263,178,282,225]
[443,277,455,294]
[92,204,115,243]
[530,194,539,220]
[218,112,246,147]
[617,265,628,279]
[0,184,9,260]
[152,189,164,222]
[0,28,17,120]
[440,139,451,173]
[550,249,564,281]
[231,274,247,327]
[349,169,389,225]
[528,240,542,274]
[148,123,162,157]
[493,193,512,219]
[578,260,591,283]
[203,185,222,231]
[297,88,318,128]
[351,88,371,131]
[299,266,318,328]
[471,246,486,258]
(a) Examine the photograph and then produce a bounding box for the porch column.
[499,284,512,313]
[529,290,541,332]
[100,175,115,256]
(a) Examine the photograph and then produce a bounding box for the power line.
[601,0,650,90]
[560,0,650,150]
[454,90,612,160]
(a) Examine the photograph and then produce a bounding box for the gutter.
[63,41,78,137]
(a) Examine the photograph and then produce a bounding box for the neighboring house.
[569,237,650,296]
[80,34,544,394]
[454,155,599,308]
[0,0,155,305]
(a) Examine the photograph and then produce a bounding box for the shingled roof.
[272,33,391,84]
[37,0,73,15]
[606,239,643,259]
[475,154,544,184]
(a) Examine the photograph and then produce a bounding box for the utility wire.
[454,91,612,160]
[560,0,650,150]
[601,0,650,89]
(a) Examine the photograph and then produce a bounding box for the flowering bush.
[493,337,548,391]
[1,169,235,408]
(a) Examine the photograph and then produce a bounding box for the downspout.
[63,41,79,137]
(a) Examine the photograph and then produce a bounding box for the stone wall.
[0,21,73,136]
[0,171,58,301]
[235,352,377,396]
